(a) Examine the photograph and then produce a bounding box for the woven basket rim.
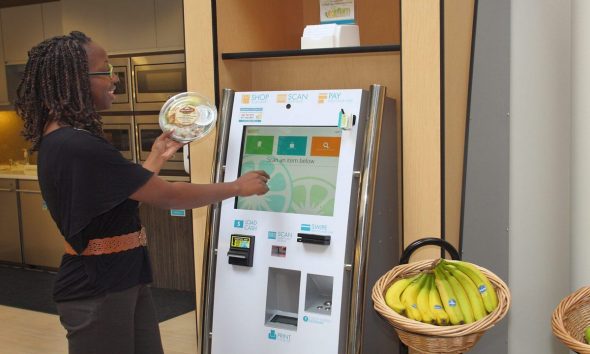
[551,286,590,353]
[372,259,511,338]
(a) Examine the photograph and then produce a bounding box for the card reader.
[297,233,331,245]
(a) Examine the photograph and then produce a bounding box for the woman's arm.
[130,170,269,210]
[134,130,269,209]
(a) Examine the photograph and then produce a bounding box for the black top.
[38,127,154,301]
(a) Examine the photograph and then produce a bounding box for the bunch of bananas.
[384,259,498,325]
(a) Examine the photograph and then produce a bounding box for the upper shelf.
[221,45,401,60]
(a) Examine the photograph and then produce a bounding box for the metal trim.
[201,88,235,354]
[346,84,386,354]
[14,189,41,194]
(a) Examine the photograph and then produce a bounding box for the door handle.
[0,187,15,192]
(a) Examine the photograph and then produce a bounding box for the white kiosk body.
[204,87,399,354]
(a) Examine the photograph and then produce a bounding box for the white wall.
[510,1,572,353]
[571,0,590,290]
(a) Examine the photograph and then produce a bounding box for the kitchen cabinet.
[0,5,43,64]
[0,176,196,283]
[139,203,195,291]
[61,0,184,54]
[0,2,61,106]
[18,180,63,268]
[155,0,184,49]
[0,179,21,264]
[0,2,63,64]
[0,18,8,106]
[41,2,63,39]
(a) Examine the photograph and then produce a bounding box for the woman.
[15,31,269,354]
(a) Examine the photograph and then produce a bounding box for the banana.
[445,260,498,313]
[428,276,450,325]
[440,266,475,324]
[433,267,464,325]
[444,264,487,321]
[416,273,435,324]
[401,273,425,322]
[385,274,420,314]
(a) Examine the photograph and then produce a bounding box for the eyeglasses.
[88,63,114,78]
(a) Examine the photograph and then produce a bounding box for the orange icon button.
[311,137,341,157]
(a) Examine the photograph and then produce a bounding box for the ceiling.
[0,0,58,9]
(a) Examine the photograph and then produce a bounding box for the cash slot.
[227,234,255,267]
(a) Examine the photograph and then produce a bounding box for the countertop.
[0,171,38,180]
[0,165,38,180]
[0,166,190,182]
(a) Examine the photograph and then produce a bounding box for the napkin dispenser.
[301,24,360,49]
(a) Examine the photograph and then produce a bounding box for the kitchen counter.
[0,165,38,180]
[0,171,38,180]
[0,167,190,182]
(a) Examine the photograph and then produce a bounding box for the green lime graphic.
[288,177,336,216]
[237,156,292,212]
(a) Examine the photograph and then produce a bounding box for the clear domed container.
[159,92,217,143]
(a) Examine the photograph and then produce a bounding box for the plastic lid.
[159,92,217,143]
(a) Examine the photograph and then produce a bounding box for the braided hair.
[16,31,103,150]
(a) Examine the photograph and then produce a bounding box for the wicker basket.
[552,286,590,354]
[372,259,511,354]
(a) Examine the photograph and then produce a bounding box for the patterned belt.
[65,227,147,256]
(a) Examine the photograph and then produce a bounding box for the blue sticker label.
[170,209,186,217]
[449,299,457,307]
[478,285,487,294]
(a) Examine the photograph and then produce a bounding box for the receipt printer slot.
[228,235,255,267]
[297,233,331,245]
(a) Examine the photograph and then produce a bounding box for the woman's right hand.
[234,170,270,196]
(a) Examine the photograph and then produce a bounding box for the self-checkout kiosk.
[202,86,400,354]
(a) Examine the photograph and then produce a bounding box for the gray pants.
[56,284,164,354]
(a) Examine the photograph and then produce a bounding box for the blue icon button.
[277,136,307,156]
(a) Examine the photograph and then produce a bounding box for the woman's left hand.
[151,130,185,161]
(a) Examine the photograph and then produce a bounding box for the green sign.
[245,135,274,155]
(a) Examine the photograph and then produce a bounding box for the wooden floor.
[0,305,197,354]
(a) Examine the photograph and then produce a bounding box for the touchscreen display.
[236,126,342,216]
